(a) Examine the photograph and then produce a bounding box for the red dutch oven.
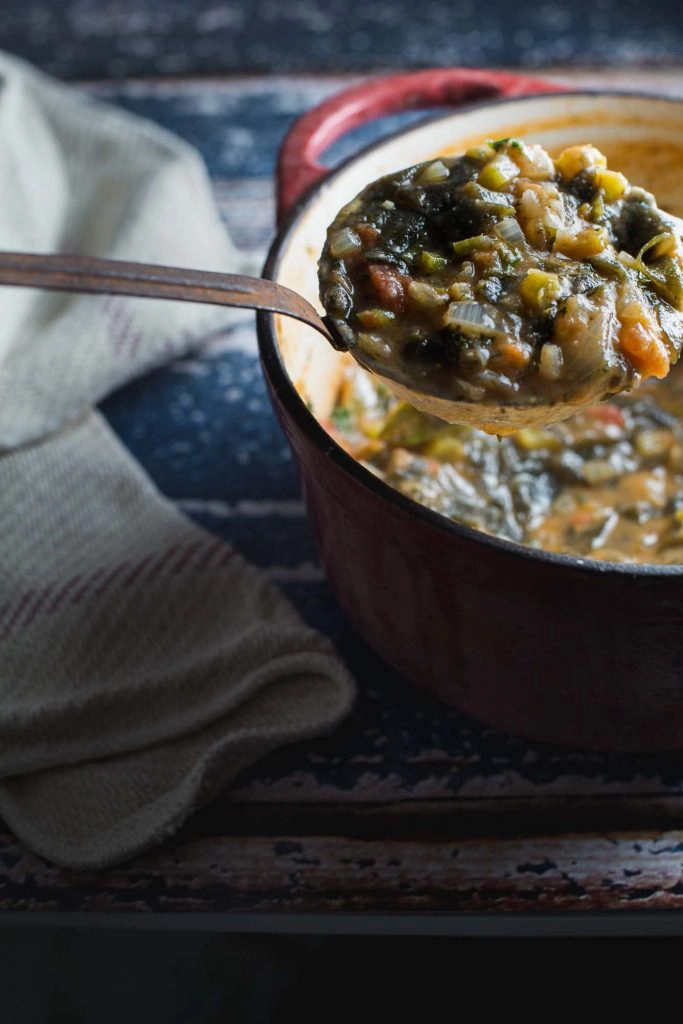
[257,68,683,752]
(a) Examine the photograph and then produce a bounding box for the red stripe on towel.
[0,590,35,640]
[46,575,83,614]
[21,584,56,631]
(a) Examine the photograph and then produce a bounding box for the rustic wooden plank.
[179,794,683,841]
[2,3,680,81]
[2,829,682,913]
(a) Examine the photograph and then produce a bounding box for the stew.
[328,362,683,564]
[319,141,683,415]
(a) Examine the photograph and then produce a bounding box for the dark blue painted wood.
[86,80,444,182]
[0,0,681,80]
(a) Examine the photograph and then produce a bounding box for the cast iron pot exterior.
[258,70,683,751]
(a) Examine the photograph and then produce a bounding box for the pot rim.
[258,88,683,579]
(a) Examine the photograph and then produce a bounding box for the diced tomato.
[368,264,406,312]
[585,404,626,428]
[356,223,381,246]
[571,510,599,530]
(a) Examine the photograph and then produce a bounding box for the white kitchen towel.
[0,52,355,868]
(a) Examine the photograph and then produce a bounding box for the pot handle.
[276,67,563,221]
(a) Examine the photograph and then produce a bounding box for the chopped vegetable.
[617,293,670,379]
[555,144,607,180]
[358,332,392,360]
[466,144,496,162]
[514,427,562,451]
[416,160,450,183]
[494,217,526,246]
[519,269,565,312]
[443,301,501,335]
[635,429,673,458]
[407,280,449,308]
[418,250,448,274]
[554,225,609,258]
[357,308,397,330]
[478,154,520,191]
[539,343,563,381]
[452,235,496,257]
[597,168,628,201]
[329,228,362,259]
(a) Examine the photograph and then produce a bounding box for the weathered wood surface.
[3,829,683,913]
[3,68,683,918]
[0,1,680,79]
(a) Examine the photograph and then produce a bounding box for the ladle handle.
[0,250,336,342]
[276,67,563,221]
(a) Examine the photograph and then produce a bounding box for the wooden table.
[4,68,683,934]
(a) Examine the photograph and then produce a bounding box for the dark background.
[1,0,682,80]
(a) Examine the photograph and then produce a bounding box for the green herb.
[499,246,522,271]
[588,253,627,282]
[452,235,496,257]
[593,195,605,221]
[488,137,523,152]
[418,250,448,274]
[633,232,682,306]
[331,405,353,432]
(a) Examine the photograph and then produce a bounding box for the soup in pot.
[328,359,683,563]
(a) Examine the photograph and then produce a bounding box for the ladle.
[0,247,675,433]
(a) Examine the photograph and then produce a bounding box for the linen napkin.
[0,52,355,869]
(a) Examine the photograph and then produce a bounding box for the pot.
[257,68,683,752]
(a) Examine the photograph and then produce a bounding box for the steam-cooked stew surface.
[328,363,683,563]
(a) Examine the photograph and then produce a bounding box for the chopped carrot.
[497,340,532,370]
[571,510,599,529]
[619,320,670,379]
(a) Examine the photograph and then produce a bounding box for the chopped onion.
[454,378,485,402]
[538,343,563,381]
[494,217,526,247]
[475,370,518,397]
[416,160,450,184]
[554,293,612,394]
[617,250,640,272]
[633,231,680,302]
[636,231,675,265]
[635,429,674,458]
[358,332,392,361]
[469,184,516,211]
[444,301,502,336]
[407,280,448,308]
[329,227,362,259]
[582,459,618,485]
